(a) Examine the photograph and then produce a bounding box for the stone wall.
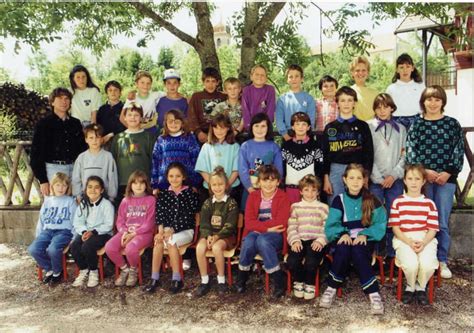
[0,209,472,259]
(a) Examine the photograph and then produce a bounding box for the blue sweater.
[151,133,202,190]
[73,197,114,236]
[325,192,387,243]
[35,196,77,237]
[276,91,316,135]
[238,139,283,190]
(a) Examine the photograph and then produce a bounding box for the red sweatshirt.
[243,189,291,238]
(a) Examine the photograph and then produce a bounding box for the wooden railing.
[0,141,42,209]
[0,128,473,209]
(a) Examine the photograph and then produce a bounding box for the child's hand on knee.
[154,233,163,247]
[338,234,352,245]
[311,240,324,251]
[353,235,367,246]
[291,241,302,253]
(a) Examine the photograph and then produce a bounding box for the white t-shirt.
[124,91,165,129]
[386,80,425,117]
[70,87,102,123]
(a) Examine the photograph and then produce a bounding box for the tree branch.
[128,1,197,47]
[253,2,286,42]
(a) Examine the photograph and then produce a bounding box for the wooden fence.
[0,129,473,209]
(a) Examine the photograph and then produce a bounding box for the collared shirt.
[168,185,189,196]
[315,98,338,132]
[30,112,87,183]
[212,194,228,203]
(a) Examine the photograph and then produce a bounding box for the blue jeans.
[28,229,73,274]
[370,179,404,257]
[328,163,347,205]
[239,232,283,273]
[425,182,456,262]
[45,163,74,183]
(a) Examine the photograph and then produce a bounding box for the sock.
[326,286,336,292]
[52,272,61,277]
[45,271,53,277]
[217,275,225,284]
[79,269,88,274]
[151,272,160,280]
[414,282,425,291]
[369,292,381,298]
[201,275,209,284]
[120,264,128,271]
[405,285,415,292]
[89,269,98,274]
[172,272,181,281]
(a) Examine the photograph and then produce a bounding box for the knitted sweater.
[72,149,118,200]
[281,135,324,186]
[325,192,387,242]
[241,84,276,129]
[287,199,329,246]
[73,197,114,236]
[406,116,464,183]
[323,116,374,174]
[155,187,199,233]
[199,195,239,239]
[116,195,156,235]
[35,196,77,237]
[367,118,406,184]
[243,189,291,237]
[151,133,201,190]
[388,194,439,233]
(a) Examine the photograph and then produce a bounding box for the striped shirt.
[258,194,274,222]
[388,194,439,232]
[287,199,329,245]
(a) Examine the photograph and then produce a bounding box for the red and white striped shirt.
[388,194,439,232]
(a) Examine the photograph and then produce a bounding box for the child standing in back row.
[276,64,316,141]
[350,56,378,121]
[315,75,339,133]
[97,80,126,144]
[241,65,276,131]
[212,77,244,139]
[389,165,439,305]
[69,65,102,126]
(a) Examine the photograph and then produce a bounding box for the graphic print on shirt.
[282,148,323,171]
[327,126,364,153]
[126,204,148,232]
[84,99,91,106]
[118,137,142,157]
[42,206,72,226]
[200,99,221,116]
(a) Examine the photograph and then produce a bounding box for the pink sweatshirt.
[116,195,156,235]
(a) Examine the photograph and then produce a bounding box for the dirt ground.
[0,243,472,333]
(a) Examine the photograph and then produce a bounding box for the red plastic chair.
[114,247,146,285]
[37,244,70,282]
[389,258,441,304]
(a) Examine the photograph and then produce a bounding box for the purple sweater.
[241,84,276,129]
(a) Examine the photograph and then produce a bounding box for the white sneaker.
[369,292,384,315]
[440,262,452,279]
[72,269,89,287]
[87,270,99,288]
[293,282,304,298]
[319,287,337,308]
[115,267,129,287]
[182,259,192,271]
[303,284,316,300]
[126,267,138,287]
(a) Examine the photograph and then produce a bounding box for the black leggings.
[70,234,111,270]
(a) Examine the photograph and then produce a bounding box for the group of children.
[28,53,464,315]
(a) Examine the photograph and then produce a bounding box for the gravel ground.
[0,243,472,332]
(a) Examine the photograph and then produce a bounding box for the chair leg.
[265,272,270,294]
[179,256,184,280]
[62,253,68,281]
[428,274,435,304]
[378,256,385,285]
[226,258,233,286]
[286,271,292,295]
[98,255,104,282]
[74,265,79,277]
[37,267,43,281]
[315,268,320,297]
[389,258,395,284]
[397,267,403,301]
[138,257,143,285]
[337,287,342,298]
[437,265,442,287]
[115,265,119,281]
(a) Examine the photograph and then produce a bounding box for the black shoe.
[401,291,415,304]
[270,270,286,298]
[42,273,53,284]
[216,283,228,295]
[48,273,63,286]
[415,290,429,306]
[169,280,183,294]
[195,283,211,297]
[235,270,249,294]
[144,279,161,293]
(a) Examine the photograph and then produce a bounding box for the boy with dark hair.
[315,75,339,133]
[97,80,126,144]
[31,87,87,196]
[188,67,226,143]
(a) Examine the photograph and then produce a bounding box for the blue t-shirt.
[195,142,240,189]
[276,91,316,135]
[156,96,188,128]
